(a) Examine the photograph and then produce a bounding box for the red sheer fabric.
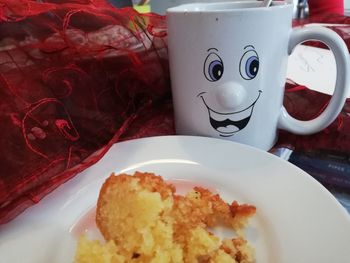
[276,83,350,152]
[0,0,171,224]
[308,0,344,17]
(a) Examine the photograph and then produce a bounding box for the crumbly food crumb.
[74,172,256,263]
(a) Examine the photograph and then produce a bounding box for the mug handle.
[278,26,350,134]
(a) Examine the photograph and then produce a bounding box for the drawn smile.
[198,90,262,137]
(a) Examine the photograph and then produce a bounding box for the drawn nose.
[215,82,247,109]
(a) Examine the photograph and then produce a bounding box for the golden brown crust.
[91,172,256,263]
[135,171,176,199]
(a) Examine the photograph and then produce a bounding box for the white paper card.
[286,44,343,96]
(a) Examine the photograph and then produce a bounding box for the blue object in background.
[109,0,133,8]
[273,147,350,213]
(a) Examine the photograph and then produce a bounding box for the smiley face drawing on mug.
[196,45,262,137]
[168,1,350,150]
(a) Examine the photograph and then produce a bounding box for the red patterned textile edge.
[0,0,171,224]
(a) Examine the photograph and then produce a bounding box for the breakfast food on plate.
[74,172,256,263]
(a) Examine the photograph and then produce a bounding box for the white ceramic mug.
[151,0,240,15]
[167,1,350,150]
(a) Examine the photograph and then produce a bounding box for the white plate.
[1,135,350,263]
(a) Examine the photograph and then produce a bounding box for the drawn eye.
[239,49,259,80]
[204,52,224,82]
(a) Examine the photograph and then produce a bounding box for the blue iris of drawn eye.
[204,52,224,82]
[245,56,259,79]
[239,48,259,80]
[209,60,223,81]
